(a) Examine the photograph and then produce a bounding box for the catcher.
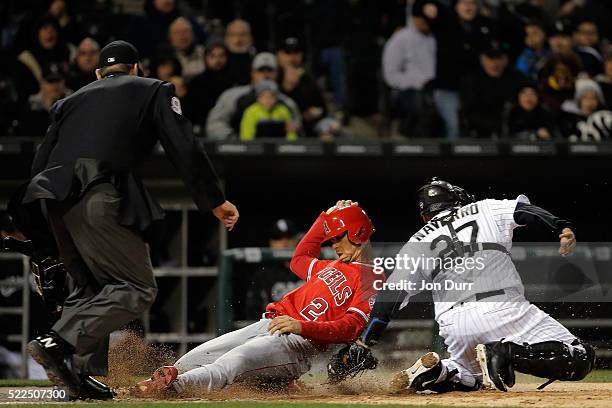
[327,178,594,392]
[137,200,379,394]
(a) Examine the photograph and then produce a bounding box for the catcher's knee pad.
[509,339,595,382]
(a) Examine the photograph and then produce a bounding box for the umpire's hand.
[213,200,239,231]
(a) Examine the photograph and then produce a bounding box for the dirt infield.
[106,332,610,408]
[111,375,612,408]
[1,378,610,407]
[3,333,607,407]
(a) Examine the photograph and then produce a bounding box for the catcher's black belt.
[450,289,506,309]
[475,289,506,301]
[461,242,510,255]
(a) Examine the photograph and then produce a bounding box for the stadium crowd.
[1,0,612,141]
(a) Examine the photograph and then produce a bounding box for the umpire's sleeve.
[31,100,63,176]
[153,82,226,213]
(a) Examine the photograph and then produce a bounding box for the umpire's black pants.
[47,183,157,376]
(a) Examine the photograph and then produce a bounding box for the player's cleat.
[476,342,514,392]
[137,366,178,395]
[79,376,115,400]
[390,351,441,392]
[27,332,81,399]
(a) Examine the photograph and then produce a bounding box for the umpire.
[22,40,239,399]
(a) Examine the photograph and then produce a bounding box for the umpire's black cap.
[99,40,140,68]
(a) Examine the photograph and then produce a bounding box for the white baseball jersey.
[389,195,531,319]
[387,195,577,388]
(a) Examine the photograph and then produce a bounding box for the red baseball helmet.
[322,206,375,245]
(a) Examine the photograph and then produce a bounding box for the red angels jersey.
[267,259,376,324]
[266,214,380,345]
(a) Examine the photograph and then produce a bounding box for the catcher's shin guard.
[511,340,595,388]
[477,340,595,391]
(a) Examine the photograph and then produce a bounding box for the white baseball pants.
[172,319,317,394]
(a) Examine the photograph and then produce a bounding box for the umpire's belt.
[462,242,510,255]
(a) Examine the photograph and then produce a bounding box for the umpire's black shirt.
[23,73,225,231]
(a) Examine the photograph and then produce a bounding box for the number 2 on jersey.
[299,298,329,321]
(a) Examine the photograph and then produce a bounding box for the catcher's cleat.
[137,366,178,395]
[476,342,513,392]
[27,332,81,399]
[390,351,441,392]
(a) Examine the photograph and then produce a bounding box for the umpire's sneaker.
[390,351,442,392]
[27,332,81,398]
[476,342,514,392]
[79,376,115,400]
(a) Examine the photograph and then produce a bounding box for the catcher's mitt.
[327,342,378,384]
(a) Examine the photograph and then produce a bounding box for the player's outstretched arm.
[361,288,407,346]
[513,202,576,255]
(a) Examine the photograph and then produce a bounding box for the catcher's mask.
[417,177,475,217]
[322,206,375,245]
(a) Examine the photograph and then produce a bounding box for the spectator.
[595,53,612,109]
[547,19,575,57]
[184,41,233,130]
[206,52,302,140]
[559,78,610,141]
[47,0,79,45]
[460,41,524,138]
[165,17,205,83]
[309,1,352,115]
[14,63,71,137]
[0,51,21,136]
[276,37,328,137]
[572,19,602,76]
[506,82,555,140]
[515,21,550,81]
[539,53,582,113]
[225,19,256,86]
[129,0,180,60]
[382,0,436,137]
[16,15,71,98]
[424,0,494,139]
[151,55,186,99]
[66,37,99,91]
[239,80,297,141]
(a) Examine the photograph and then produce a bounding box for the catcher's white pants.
[172,319,317,394]
[435,290,577,388]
